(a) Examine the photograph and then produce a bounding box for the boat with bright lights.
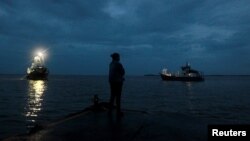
[161,63,204,81]
[26,52,49,80]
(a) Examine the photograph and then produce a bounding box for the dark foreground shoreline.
[2,102,211,141]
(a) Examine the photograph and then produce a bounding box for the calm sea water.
[0,75,250,139]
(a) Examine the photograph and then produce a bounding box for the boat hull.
[26,67,49,80]
[161,74,204,82]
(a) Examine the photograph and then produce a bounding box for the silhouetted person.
[109,53,125,117]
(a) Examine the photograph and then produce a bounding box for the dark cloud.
[0,0,250,75]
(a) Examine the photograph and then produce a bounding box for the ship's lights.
[35,49,47,59]
[38,52,44,57]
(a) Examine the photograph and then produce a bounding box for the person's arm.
[119,63,125,76]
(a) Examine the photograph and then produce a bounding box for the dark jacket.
[109,60,125,83]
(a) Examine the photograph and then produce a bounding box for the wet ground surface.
[3,103,209,141]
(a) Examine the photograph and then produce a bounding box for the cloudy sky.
[0,0,250,75]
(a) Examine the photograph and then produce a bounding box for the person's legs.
[109,83,116,108]
[116,82,123,115]
[110,82,123,116]
[116,92,121,113]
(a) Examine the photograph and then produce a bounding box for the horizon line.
[1,73,250,76]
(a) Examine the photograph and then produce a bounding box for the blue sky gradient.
[0,0,250,75]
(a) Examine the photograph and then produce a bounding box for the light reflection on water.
[25,80,47,127]
[184,82,196,114]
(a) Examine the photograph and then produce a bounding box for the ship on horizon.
[161,63,204,81]
[26,51,49,80]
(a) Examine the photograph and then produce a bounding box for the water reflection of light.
[185,82,197,114]
[185,82,192,89]
[26,80,47,123]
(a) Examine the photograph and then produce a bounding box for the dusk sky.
[0,0,250,75]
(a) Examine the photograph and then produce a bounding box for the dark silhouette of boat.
[161,63,204,81]
[26,52,49,80]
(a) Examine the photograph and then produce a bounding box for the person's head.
[111,52,120,61]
